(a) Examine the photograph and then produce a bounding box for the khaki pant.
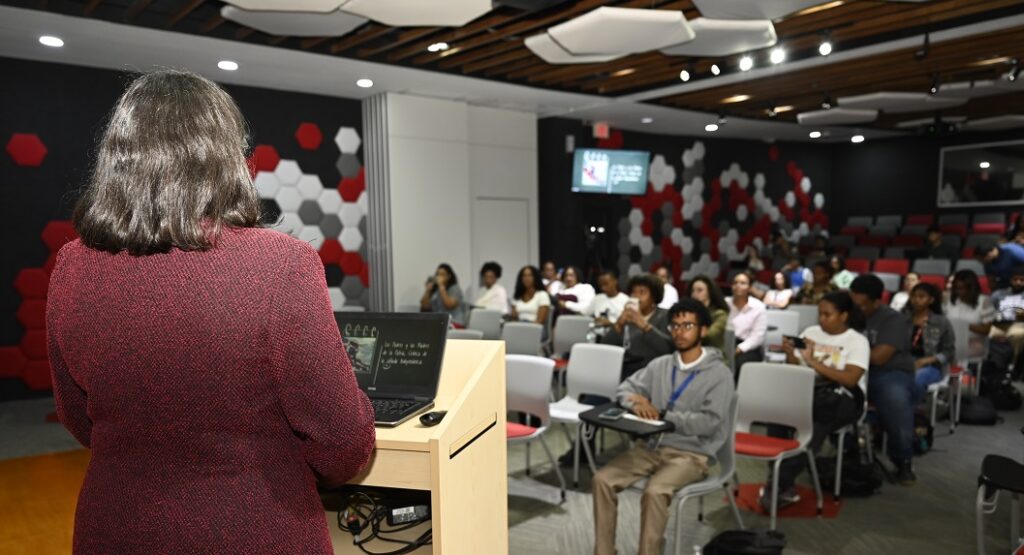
[990,322,1024,362]
[592,444,708,555]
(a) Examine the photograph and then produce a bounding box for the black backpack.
[814,456,883,497]
[959,395,999,425]
[703,530,786,555]
[978,358,1022,411]
[912,412,934,455]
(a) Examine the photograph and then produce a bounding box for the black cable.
[335,490,432,555]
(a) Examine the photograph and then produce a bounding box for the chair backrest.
[974,212,1005,225]
[874,258,909,275]
[912,258,951,276]
[395,304,422,313]
[736,363,817,445]
[938,213,969,226]
[467,308,503,340]
[565,343,625,400]
[965,234,1000,250]
[948,318,971,368]
[942,234,963,250]
[724,328,737,370]
[876,215,902,228]
[907,214,934,226]
[850,246,880,260]
[552,315,593,356]
[919,274,946,289]
[502,322,544,355]
[883,247,906,259]
[829,235,856,249]
[506,355,556,426]
[448,328,485,340]
[869,225,898,238]
[847,216,873,227]
[845,258,871,273]
[955,258,986,276]
[716,393,741,476]
[900,224,928,237]
[765,310,800,348]
[787,304,819,334]
[874,272,902,293]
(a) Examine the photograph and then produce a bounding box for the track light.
[914,31,930,61]
[929,74,940,95]
[821,94,833,110]
[770,47,786,65]
[710,63,721,76]
[739,56,754,71]
[679,68,690,82]
[1009,59,1021,82]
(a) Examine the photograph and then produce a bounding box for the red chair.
[963,247,976,259]
[979,275,992,294]
[757,269,775,285]
[891,235,924,247]
[846,258,871,273]
[875,259,910,274]
[941,224,967,236]
[907,214,935,226]
[840,226,867,236]
[919,274,947,289]
[881,290,892,304]
[858,236,889,247]
[973,223,1006,235]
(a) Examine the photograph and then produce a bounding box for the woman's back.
[48,228,375,554]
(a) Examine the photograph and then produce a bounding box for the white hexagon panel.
[221,5,366,36]
[334,127,362,154]
[298,225,325,250]
[357,190,368,214]
[275,187,303,212]
[339,227,364,252]
[318,188,343,214]
[339,202,364,227]
[223,0,346,12]
[297,174,324,200]
[273,212,303,236]
[275,159,302,186]
[341,0,492,27]
[328,286,346,310]
[254,171,280,199]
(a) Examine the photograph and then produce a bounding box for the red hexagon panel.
[295,122,323,151]
[338,168,365,202]
[21,360,52,390]
[247,144,280,176]
[19,329,47,360]
[41,220,78,253]
[340,251,364,276]
[318,238,343,264]
[0,346,27,379]
[359,263,369,287]
[6,133,47,167]
[16,300,46,330]
[14,268,49,299]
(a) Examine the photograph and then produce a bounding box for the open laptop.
[335,312,449,427]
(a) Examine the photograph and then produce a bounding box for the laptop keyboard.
[371,398,419,419]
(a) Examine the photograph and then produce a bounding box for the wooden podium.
[327,340,508,554]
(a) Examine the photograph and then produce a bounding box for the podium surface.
[328,339,508,554]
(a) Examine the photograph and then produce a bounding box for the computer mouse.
[419,411,447,427]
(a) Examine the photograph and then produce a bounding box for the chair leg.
[770,459,782,530]
[977,486,988,555]
[581,424,598,475]
[835,429,846,500]
[538,435,567,502]
[1012,493,1020,551]
[724,483,745,530]
[673,495,690,555]
[929,387,938,429]
[525,442,532,476]
[806,451,824,515]
[698,495,704,522]
[573,425,581,488]
[954,375,963,433]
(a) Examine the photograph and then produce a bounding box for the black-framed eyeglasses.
[668,322,699,332]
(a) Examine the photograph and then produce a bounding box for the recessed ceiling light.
[705,123,719,132]
[739,56,754,71]
[722,94,751,104]
[851,135,865,144]
[819,41,833,57]
[980,161,991,169]
[809,131,822,139]
[611,68,635,77]
[679,69,690,82]
[356,78,374,88]
[39,35,63,48]
[427,42,449,53]
[710,64,721,76]
[770,47,786,65]
[773,105,794,113]
[217,60,238,71]
[641,117,653,124]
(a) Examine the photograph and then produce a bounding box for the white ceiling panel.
[221,6,366,37]
[692,0,827,20]
[524,33,624,64]
[340,0,492,27]
[838,91,967,113]
[548,7,695,56]
[661,18,776,57]
[797,108,879,125]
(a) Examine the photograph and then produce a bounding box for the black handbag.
[703,530,786,555]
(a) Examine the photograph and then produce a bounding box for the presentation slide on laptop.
[338,315,444,393]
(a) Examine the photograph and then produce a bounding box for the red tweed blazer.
[47,228,375,554]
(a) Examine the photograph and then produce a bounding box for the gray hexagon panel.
[336,153,362,178]
[358,289,370,309]
[298,200,323,226]
[341,275,364,299]
[320,214,343,239]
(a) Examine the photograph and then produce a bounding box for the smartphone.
[598,407,626,421]
[783,335,807,349]
[625,297,640,311]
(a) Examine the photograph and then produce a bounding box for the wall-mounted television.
[571,148,651,195]
[938,139,1024,207]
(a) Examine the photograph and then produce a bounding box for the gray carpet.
[0,398,80,460]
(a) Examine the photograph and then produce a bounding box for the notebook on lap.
[335,312,449,427]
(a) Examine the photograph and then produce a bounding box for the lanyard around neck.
[667,367,700,412]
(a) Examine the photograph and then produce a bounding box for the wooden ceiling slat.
[460,45,533,74]
[268,36,288,46]
[484,56,540,77]
[300,37,331,49]
[199,14,224,33]
[83,0,103,15]
[386,13,519,63]
[166,0,205,28]
[235,27,255,40]
[330,24,391,54]
[124,0,154,22]
[358,27,440,58]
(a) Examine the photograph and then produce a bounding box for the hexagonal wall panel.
[298,225,325,249]
[341,275,364,300]
[319,238,343,264]
[328,287,346,310]
[318,188,343,214]
[335,127,361,154]
[6,133,47,167]
[341,0,491,27]
[14,268,49,299]
[16,299,46,329]
[325,264,343,287]
[295,122,324,150]
[275,187,303,212]
[0,346,27,379]
[339,202,364,227]
[297,174,324,200]
[275,159,302,186]
[21,360,52,390]
[19,329,47,359]
[339,227,363,252]
[337,153,362,178]
[549,7,695,56]
[254,171,281,199]
[273,212,303,236]
[221,5,366,36]
[357,190,368,214]
[340,252,363,275]
[222,0,347,12]
[320,214,343,239]
[41,221,77,252]
[248,144,280,173]
[298,200,324,226]
[339,169,365,202]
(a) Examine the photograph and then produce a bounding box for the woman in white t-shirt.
[890,272,919,312]
[752,271,794,309]
[944,269,995,358]
[555,265,595,316]
[473,261,509,314]
[510,265,551,334]
[760,290,870,510]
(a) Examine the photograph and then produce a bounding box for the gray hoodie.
[616,348,734,463]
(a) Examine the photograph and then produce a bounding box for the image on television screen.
[571,148,651,195]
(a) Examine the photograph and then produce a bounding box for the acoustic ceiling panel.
[895,115,966,129]
[524,33,624,64]
[340,0,492,26]
[797,108,878,126]
[936,78,1020,99]
[222,0,347,12]
[837,91,967,114]
[548,7,695,56]
[962,115,1024,131]
[692,0,826,20]
[661,17,776,57]
[221,6,366,36]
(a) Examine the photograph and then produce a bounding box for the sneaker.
[758,485,800,513]
[896,461,916,486]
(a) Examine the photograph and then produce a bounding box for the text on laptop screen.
[335,312,448,398]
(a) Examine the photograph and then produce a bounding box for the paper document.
[622,413,666,426]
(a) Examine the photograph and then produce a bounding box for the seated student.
[472,261,508,314]
[688,275,729,352]
[763,291,870,509]
[782,255,813,292]
[592,299,735,555]
[655,265,680,309]
[420,263,468,326]
[808,235,831,258]
[989,265,1024,364]
[980,241,1024,290]
[541,260,564,296]
[944,270,995,359]
[510,265,551,330]
[767,231,793,262]
[794,261,838,306]
[829,255,857,290]
[590,269,629,333]
[918,225,960,262]
[849,274,916,485]
[739,245,766,272]
[555,265,596,316]
[727,270,767,377]
[903,282,955,405]
[602,274,675,380]
[751,271,793,309]
[890,272,919,312]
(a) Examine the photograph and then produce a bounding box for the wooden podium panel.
[329,340,508,555]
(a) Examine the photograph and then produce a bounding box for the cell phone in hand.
[625,297,640,311]
[783,335,807,349]
[598,407,626,421]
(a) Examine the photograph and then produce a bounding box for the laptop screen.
[334,312,449,399]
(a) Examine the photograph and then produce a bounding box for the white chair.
[503,322,544,356]
[912,258,952,276]
[447,328,484,340]
[734,363,823,530]
[506,355,567,501]
[874,272,902,293]
[724,328,736,371]
[765,311,800,351]
[549,343,625,486]
[467,308,503,340]
[395,304,422,313]
[786,305,819,335]
[936,318,974,431]
[955,259,987,276]
[552,315,593,358]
